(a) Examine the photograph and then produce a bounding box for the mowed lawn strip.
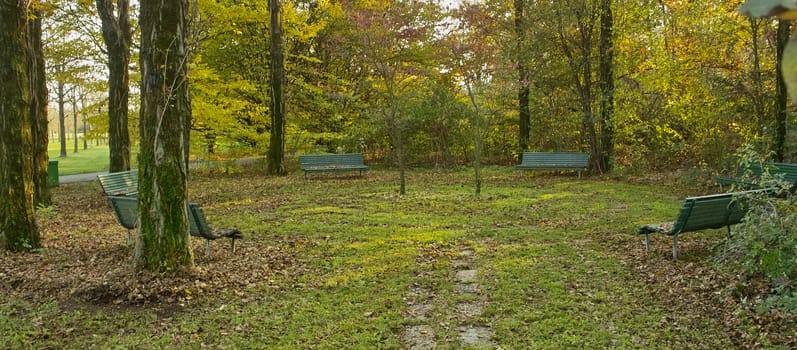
[0,166,760,348]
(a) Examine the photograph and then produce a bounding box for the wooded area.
[2,0,797,346]
[9,0,793,174]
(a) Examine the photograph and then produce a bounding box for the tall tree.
[514,0,530,158]
[136,0,194,272]
[774,20,790,162]
[97,0,132,172]
[561,1,598,168]
[597,0,614,173]
[448,2,504,195]
[1,0,41,251]
[267,0,287,175]
[346,0,437,194]
[29,1,51,206]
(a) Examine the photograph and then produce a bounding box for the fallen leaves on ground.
[607,230,797,348]
[0,180,308,312]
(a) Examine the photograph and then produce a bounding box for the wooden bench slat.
[98,170,138,196]
[516,152,589,177]
[716,162,797,190]
[299,153,369,177]
[107,196,241,254]
[638,189,769,259]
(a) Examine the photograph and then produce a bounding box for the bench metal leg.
[672,234,679,260]
[644,234,650,252]
[205,240,211,256]
[126,229,132,246]
[726,225,732,239]
[231,238,237,253]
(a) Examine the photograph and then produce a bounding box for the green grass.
[47,141,142,175]
[48,142,111,175]
[1,166,778,348]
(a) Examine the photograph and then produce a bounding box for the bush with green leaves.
[715,147,797,312]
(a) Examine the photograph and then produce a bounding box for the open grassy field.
[1,166,793,348]
[47,142,111,175]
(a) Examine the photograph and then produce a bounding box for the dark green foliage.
[715,148,797,312]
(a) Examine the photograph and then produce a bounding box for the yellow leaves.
[742,1,797,102]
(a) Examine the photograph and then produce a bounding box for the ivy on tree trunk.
[136,0,194,272]
[0,0,40,252]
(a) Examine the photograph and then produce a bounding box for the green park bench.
[516,152,589,178]
[716,162,797,191]
[98,170,138,197]
[637,189,770,259]
[107,194,138,246]
[188,203,243,255]
[299,153,369,177]
[107,196,242,255]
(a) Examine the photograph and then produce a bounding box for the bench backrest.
[671,191,763,234]
[107,196,211,240]
[98,170,138,196]
[299,153,365,168]
[520,152,589,166]
[107,196,138,230]
[769,162,797,185]
[188,203,215,240]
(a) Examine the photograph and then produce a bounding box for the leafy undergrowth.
[0,166,795,348]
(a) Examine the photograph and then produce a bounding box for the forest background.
[44,0,796,175]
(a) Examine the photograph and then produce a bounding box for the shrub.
[715,147,797,312]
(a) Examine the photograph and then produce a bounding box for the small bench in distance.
[299,153,369,178]
[516,152,589,178]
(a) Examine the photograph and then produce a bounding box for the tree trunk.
[58,80,67,158]
[598,0,614,173]
[28,9,50,206]
[136,0,194,272]
[774,20,790,162]
[72,95,78,153]
[267,0,287,176]
[97,0,132,172]
[515,0,530,159]
[0,1,40,251]
[749,18,766,138]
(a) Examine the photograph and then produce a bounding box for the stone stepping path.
[400,245,494,349]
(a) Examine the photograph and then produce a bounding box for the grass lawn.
[48,142,111,175]
[1,166,793,348]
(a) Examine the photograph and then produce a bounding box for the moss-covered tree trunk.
[135,0,194,272]
[267,0,287,176]
[1,1,40,252]
[28,9,51,206]
[774,20,790,162]
[97,0,132,172]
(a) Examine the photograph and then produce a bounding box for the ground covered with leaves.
[1,165,794,348]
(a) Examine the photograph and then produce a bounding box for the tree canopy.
[26,0,796,172]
